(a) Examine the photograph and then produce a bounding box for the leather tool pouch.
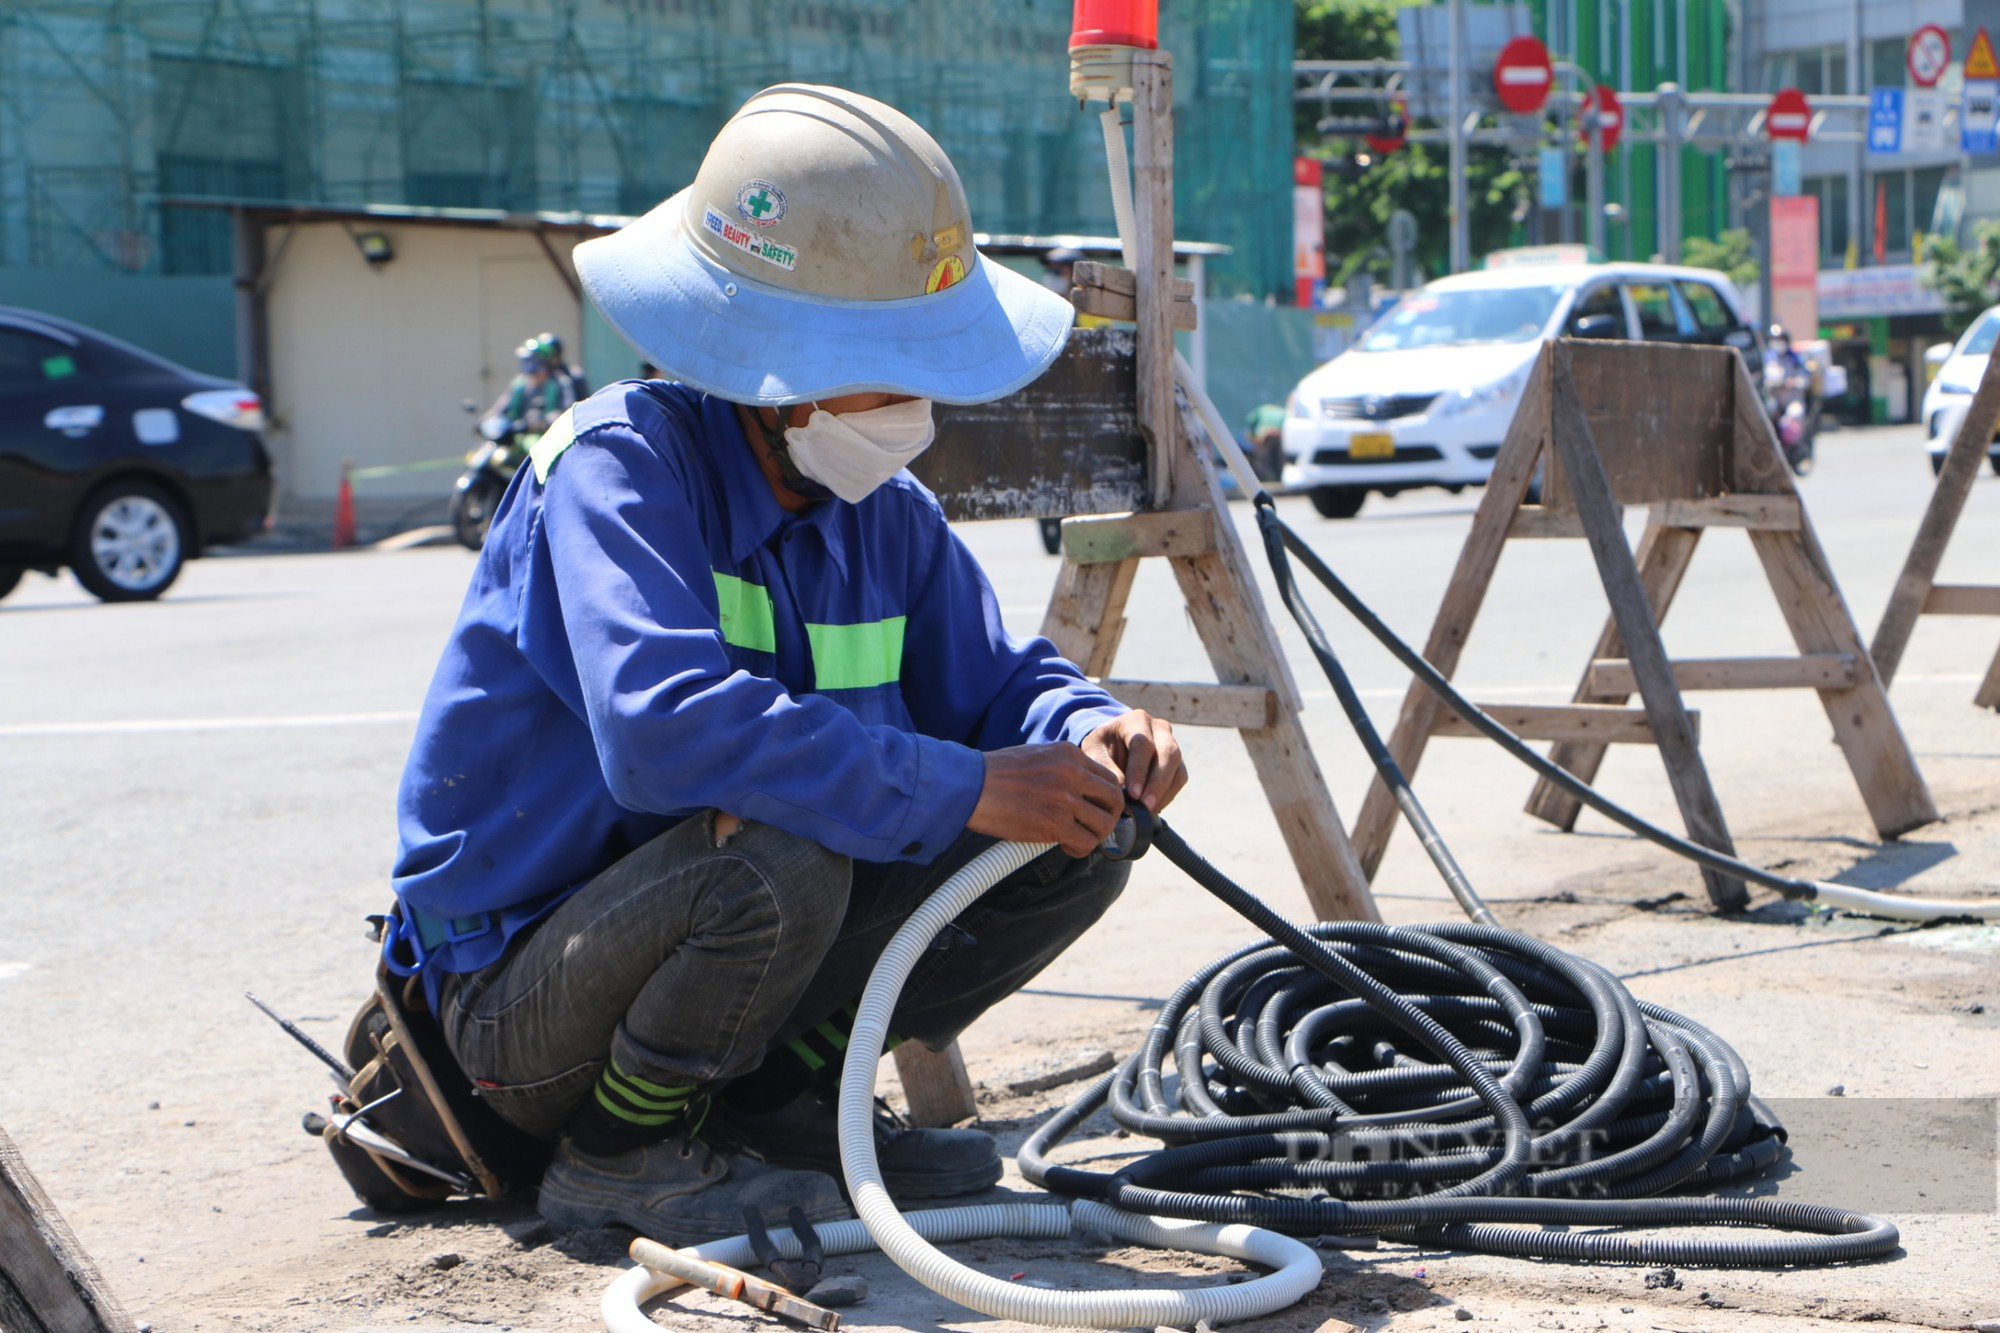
[320,955,550,1213]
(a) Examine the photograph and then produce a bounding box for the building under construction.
[0,0,1293,507]
[1,0,1289,327]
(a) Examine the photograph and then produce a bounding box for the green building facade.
[1529,0,1737,263]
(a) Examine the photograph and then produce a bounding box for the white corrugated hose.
[604,840,1323,1332]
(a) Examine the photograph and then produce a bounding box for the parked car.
[1280,262,1760,517]
[1919,306,2000,476]
[0,306,271,602]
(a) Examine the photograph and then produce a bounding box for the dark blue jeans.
[437,812,1128,1141]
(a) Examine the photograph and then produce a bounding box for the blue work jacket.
[385,381,1127,991]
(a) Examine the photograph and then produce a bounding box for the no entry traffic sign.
[1908,24,1951,87]
[1767,87,1812,141]
[1493,35,1553,115]
[1580,84,1623,152]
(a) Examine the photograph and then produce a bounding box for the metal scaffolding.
[0,0,1293,296]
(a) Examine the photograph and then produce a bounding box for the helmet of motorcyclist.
[535,332,565,364]
[573,83,1072,405]
[1768,323,1791,348]
[514,340,545,374]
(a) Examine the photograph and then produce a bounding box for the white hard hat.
[575,84,1074,406]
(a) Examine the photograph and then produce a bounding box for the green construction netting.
[1,0,1291,297]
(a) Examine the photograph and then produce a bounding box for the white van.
[1281,262,1760,517]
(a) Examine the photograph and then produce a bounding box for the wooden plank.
[1975,644,2000,711]
[920,327,1146,522]
[1719,353,1938,837]
[1585,654,1860,693]
[1,1126,139,1333]
[892,1042,977,1128]
[1098,679,1276,729]
[1542,340,1735,508]
[1132,53,1178,509]
[1351,349,1552,878]
[1921,584,2000,616]
[1548,343,1745,910]
[1040,555,1137,679]
[1507,506,1590,539]
[1526,523,1701,830]
[1747,524,1940,838]
[1431,703,1701,744]
[1060,509,1213,564]
[1166,375,1374,921]
[1723,353,1802,496]
[1650,495,1801,530]
[1872,348,2000,683]
[1071,260,1195,302]
[1070,283,1198,329]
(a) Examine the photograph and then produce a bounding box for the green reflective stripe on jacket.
[529,407,578,483]
[806,616,906,690]
[712,572,777,653]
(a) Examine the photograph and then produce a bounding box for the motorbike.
[1763,357,1817,477]
[450,404,531,551]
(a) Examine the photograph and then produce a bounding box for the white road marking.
[0,710,419,738]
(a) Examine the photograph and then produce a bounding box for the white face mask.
[781,398,936,503]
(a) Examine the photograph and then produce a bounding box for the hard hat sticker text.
[704,206,799,272]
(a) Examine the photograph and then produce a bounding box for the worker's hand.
[968,744,1126,858]
[1081,709,1187,815]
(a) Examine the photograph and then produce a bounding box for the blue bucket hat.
[575,85,1075,407]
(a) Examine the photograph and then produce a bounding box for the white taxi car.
[1282,262,1759,517]
[1919,305,2000,475]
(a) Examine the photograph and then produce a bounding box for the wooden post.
[1349,359,1549,879]
[1,1126,138,1333]
[1872,349,2000,691]
[1132,53,1178,510]
[1547,344,1744,909]
[892,1043,978,1129]
[1522,523,1701,829]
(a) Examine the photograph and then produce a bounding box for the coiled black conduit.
[1014,493,1902,1266]
[1020,818,1898,1264]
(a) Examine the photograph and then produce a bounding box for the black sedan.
[0,306,272,602]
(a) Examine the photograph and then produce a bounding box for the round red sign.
[1366,94,1409,155]
[1766,86,1812,141]
[1493,35,1554,115]
[1908,24,1951,87]
[1579,84,1623,152]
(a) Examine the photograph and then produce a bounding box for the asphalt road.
[2,421,1997,1331]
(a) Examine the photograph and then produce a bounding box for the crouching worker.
[382,85,1187,1244]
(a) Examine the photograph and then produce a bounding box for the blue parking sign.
[1868,87,1903,154]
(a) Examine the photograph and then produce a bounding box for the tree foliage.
[1923,222,2000,337]
[1295,0,1527,287]
[1679,228,1758,292]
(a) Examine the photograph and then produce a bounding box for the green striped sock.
[565,1058,704,1156]
[721,1001,905,1112]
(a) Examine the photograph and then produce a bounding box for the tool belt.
[317,925,549,1212]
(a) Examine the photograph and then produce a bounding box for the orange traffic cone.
[332,459,356,549]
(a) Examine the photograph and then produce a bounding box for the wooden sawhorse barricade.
[1872,348,2000,707]
[892,52,1379,1123]
[1347,340,1936,912]
[2,1124,138,1332]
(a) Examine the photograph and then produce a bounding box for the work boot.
[535,1134,849,1245]
[717,1088,1003,1200]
